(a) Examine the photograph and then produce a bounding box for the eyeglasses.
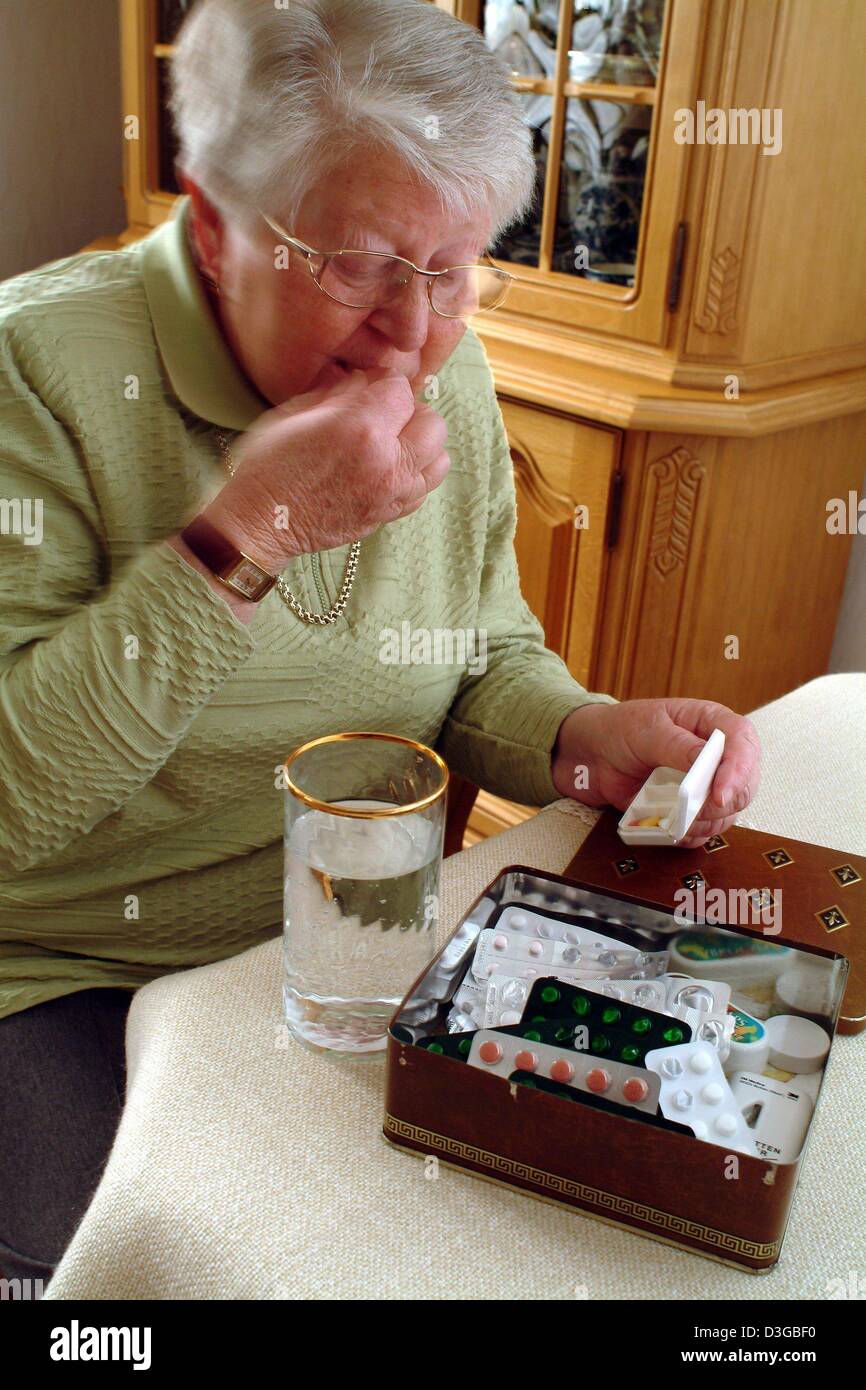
[257,208,514,318]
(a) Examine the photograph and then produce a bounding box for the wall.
[0,0,124,281]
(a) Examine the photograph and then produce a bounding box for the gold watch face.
[226,556,271,600]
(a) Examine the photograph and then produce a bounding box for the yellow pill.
[637,816,662,827]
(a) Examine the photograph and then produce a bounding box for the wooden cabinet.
[94,2,866,844]
[504,399,620,685]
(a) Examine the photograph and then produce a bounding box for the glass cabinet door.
[484,0,665,289]
[153,0,194,195]
[450,0,698,347]
[155,0,193,43]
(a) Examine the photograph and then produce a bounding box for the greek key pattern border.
[384,1115,780,1261]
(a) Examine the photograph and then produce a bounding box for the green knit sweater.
[0,196,614,1020]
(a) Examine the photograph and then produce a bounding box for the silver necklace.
[214,429,360,626]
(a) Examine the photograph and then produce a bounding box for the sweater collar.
[141,195,271,430]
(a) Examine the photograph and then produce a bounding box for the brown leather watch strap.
[180,515,277,602]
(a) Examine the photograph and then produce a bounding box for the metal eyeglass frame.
[257,208,515,318]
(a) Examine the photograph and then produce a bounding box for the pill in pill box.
[466,1030,661,1114]
[509,1071,695,1135]
[523,977,693,1053]
[484,904,667,956]
[421,1001,690,1067]
[644,1038,759,1156]
[470,922,654,985]
[417,1031,476,1061]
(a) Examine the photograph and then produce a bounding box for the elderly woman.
[0,0,758,1284]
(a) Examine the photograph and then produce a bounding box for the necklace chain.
[214,430,360,626]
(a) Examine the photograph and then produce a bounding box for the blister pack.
[423,994,692,1067]
[448,974,487,1031]
[478,966,628,1028]
[492,904,658,946]
[470,926,656,984]
[466,1030,661,1114]
[582,974,731,1018]
[522,977,688,1041]
[510,1071,695,1135]
[482,972,532,1027]
[643,1039,759,1156]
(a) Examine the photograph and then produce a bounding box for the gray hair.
[168,0,535,240]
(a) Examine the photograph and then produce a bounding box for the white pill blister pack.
[583,974,731,1018]
[470,924,662,985]
[580,975,735,1062]
[644,1039,759,1156]
[467,1030,662,1114]
[472,970,734,1035]
[448,904,668,1032]
[495,906,665,958]
[453,969,591,1032]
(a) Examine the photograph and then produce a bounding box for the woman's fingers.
[395,450,451,516]
[677,812,740,849]
[667,700,761,814]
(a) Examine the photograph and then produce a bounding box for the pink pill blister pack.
[470,923,658,985]
[467,1029,662,1114]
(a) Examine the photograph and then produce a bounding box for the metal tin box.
[383,816,860,1271]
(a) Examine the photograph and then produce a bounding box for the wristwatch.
[180,515,277,602]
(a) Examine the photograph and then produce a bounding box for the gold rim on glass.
[282,731,449,817]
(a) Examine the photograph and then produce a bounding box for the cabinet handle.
[607,473,625,550]
[667,222,688,312]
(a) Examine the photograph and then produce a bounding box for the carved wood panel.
[500,398,620,687]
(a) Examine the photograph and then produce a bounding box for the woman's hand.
[201,366,450,572]
[551,698,761,848]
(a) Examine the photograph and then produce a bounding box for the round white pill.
[528,941,543,957]
[509,912,528,929]
[689,1050,713,1075]
[765,1014,830,1073]
[715,1114,738,1136]
[692,1120,709,1139]
[701,1083,725,1105]
[493,934,508,951]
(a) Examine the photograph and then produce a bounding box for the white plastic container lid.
[617,728,726,846]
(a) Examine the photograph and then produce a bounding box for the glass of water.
[282,732,449,1055]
